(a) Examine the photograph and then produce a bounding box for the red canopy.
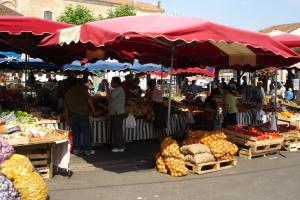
[272,33,300,48]
[0,16,74,63]
[173,68,215,77]
[148,67,215,78]
[41,15,300,68]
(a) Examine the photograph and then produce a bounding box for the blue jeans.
[69,112,92,151]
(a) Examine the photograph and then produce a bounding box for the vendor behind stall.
[122,74,134,99]
[250,81,265,104]
[202,88,223,130]
[105,77,126,153]
[64,77,95,156]
[224,86,238,126]
[181,78,190,95]
[190,80,200,96]
[131,77,142,98]
[145,79,167,140]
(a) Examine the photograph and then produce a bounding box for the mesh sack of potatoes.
[180,143,211,155]
[164,157,189,177]
[181,131,227,146]
[205,140,238,159]
[186,130,226,140]
[13,172,48,200]
[199,131,227,144]
[161,137,181,158]
[184,153,215,164]
[0,154,33,180]
[154,153,168,174]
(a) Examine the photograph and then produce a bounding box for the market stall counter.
[37,114,188,144]
[0,114,70,179]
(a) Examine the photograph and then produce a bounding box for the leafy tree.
[58,4,136,25]
[105,4,136,19]
[58,5,96,25]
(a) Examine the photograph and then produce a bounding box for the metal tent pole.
[167,46,175,135]
[160,65,163,81]
[274,69,278,128]
[24,54,29,110]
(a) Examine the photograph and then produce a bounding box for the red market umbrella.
[0,16,74,64]
[41,15,300,68]
[149,67,215,78]
[148,71,169,78]
[173,68,215,77]
[40,15,300,132]
[271,33,300,48]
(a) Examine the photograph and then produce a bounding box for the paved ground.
[47,142,300,200]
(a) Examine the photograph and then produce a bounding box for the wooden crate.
[14,143,53,179]
[280,131,300,152]
[185,158,237,175]
[282,136,299,152]
[239,148,279,160]
[223,129,283,154]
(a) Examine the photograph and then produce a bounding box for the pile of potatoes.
[181,131,237,161]
[204,140,238,160]
[155,153,168,174]
[161,137,182,158]
[155,137,189,177]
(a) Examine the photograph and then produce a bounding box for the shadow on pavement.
[69,140,160,173]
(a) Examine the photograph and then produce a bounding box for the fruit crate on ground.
[239,148,280,160]
[223,129,283,159]
[14,143,53,179]
[185,158,237,175]
[281,134,300,152]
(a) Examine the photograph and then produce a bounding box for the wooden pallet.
[282,136,300,152]
[14,143,53,179]
[223,129,283,153]
[279,132,300,152]
[239,148,279,160]
[185,158,237,175]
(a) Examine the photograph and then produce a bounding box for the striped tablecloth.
[40,114,188,144]
[237,109,258,126]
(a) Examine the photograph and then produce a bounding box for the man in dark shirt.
[64,77,96,156]
[220,78,227,89]
[122,74,134,99]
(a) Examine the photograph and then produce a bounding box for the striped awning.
[40,15,300,68]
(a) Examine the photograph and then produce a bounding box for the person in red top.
[122,74,134,99]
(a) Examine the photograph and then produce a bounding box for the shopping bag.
[186,111,195,124]
[256,109,267,123]
[269,112,277,131]
[125,114,136,129]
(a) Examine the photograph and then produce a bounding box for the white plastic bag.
[125,114,136,129]
[269,112,277,131]
[256,109,267,123]
[186,111,195,124]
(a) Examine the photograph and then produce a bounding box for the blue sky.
[143,0,300,31]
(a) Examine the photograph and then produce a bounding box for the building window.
[44,11,53,20]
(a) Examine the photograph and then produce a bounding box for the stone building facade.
[0,0,164,20]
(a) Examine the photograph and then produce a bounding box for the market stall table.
[12,139,70,179]
[37,114,188,144]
